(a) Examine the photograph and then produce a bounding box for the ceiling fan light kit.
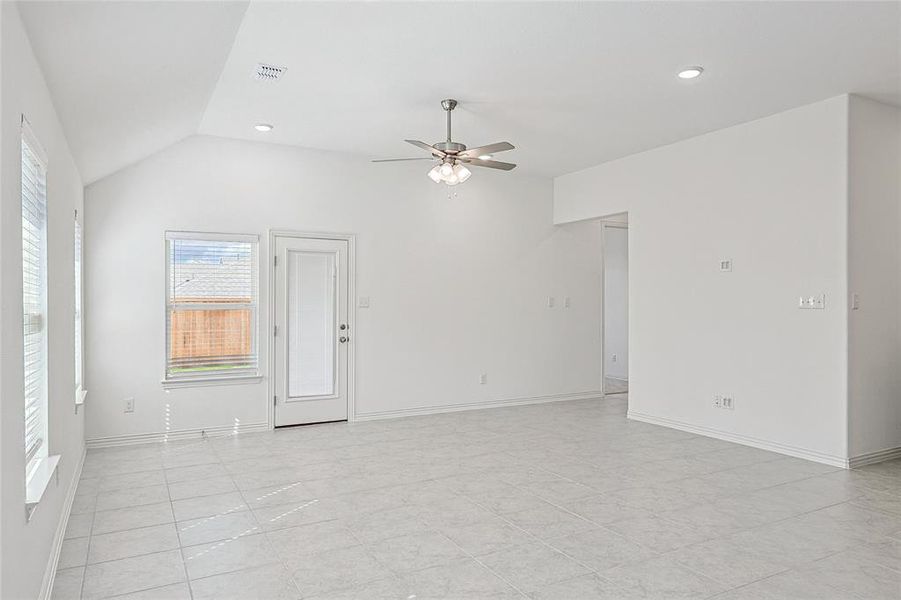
[429,162,472,185]
[373,98,516,186]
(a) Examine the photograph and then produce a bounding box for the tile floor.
[54,397,901,599]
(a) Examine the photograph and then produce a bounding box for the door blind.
[22,130,48,473]
[165,233,259,379]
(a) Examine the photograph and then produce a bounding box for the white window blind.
[22,121,48,475]
[74,214,84,395]
[165,232,259,380]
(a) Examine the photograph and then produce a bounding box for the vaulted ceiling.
[19,1,901,184]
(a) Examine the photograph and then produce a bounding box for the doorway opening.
[602,217,628,395]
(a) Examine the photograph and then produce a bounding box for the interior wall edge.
[37,447,85,600]
[353,390,603,422]
[628,411,850,469]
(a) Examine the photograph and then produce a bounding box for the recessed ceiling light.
[478,154,492,161]
[254,123,273,132]
[677,67,704,80]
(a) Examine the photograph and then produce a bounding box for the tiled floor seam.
[79,488,100,598]
[481,500,657,598]
[648,501,890,597]
[318,495,537,597]
[77,508,97,600]
[669,551,790,594]
[162,451,195,600]
[103,580,187,600]
[419,521,534,599]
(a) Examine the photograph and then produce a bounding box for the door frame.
[600,219,628,398]
[267,230,356,429]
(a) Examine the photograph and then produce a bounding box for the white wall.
[603,224,628,380]
[1,3,85,598]
[555,96,850,464]
[84,135,603,442]
[847,95,901,460]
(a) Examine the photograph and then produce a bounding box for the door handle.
[339,336,349,343]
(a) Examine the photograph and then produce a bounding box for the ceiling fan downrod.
[436,99,465,155]
[441,98,457,143]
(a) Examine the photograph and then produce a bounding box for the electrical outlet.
[612,354,618,362]
[479,373,487,385]
[714,394,735,410]
[547,296,555,308]
[124,397,135,413]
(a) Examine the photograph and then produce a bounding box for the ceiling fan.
[373,99,516,186]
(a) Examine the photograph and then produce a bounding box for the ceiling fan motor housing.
[434,141,466,154]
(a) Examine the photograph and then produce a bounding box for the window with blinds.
[75,214,84,396]
[165,232,259,380]
[22,122,48,477]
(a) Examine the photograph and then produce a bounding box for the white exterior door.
[273,236,350,426]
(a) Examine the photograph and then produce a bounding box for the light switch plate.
[358,296,370,308]
[798,294,826,310]
[719,259,733,272]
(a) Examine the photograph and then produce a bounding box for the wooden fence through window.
[168,307,253,366]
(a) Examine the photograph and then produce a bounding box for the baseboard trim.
[39,445,86,600]
[848,446,901,469]
[627,410,849,468]
[353,390,603,422]
[86,422,270,448]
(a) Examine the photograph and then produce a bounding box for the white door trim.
[267,230,356,429]
[600,220,628,398]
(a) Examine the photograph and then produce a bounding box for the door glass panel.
[287,251,336,397]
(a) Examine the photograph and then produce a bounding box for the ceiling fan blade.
[457,142,515,158]
[372,157,435,162]
[405,139,446,157]
[457,157,517,171]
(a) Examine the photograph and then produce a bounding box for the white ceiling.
[18,1,249,183]
[19,1,901,183]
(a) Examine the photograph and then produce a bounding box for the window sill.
[161,374,263,389]
[75,386,87,413]
[26,454,60,521]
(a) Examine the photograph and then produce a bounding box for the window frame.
[21,118,49,482]
[74,211,86,406]
[162,231,261,387]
